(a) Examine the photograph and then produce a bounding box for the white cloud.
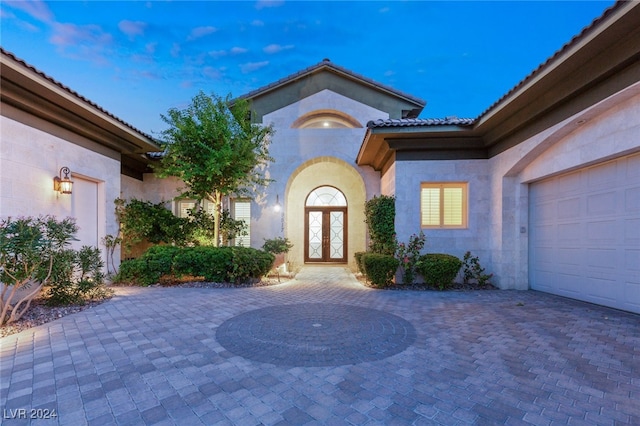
[119,20,146,39]
[187,25,217,41]
[170,43,181,58]
[263,44,294,54]
[209,50,227,59]
[255,0,284,10]
[4,0,53,23]
[203,66,222,80]
[240,61,269,74]
[379,7,390,13]
[230,46,248,55]
[384,70,396,77]
[50,22,112,47]
[145,42,157,54]
[251,19,265,27]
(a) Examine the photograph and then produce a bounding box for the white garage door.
[529,153,640,314]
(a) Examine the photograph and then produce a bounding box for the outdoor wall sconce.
[274,194,282,212]
[53,166,73,194]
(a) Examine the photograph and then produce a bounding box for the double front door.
[304,207,347,263]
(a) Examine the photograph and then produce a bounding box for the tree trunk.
[211,191,222,247]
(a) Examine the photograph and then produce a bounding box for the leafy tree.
[154,92,274,246]
[0,216,77,325]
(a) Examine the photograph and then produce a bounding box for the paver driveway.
[1,266,638,425]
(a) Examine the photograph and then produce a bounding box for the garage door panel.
[558,198,581,219]
[626,187,640,211]
[587,161,618,188]
[625,152,640,177]
[586,248,616,269]
[624,219,640,244]
[624,283,640,312]
[558,223,581,242]
[587,191,616,215]
[533,225,555,244]
[586,277,618,303]
[557,248,581,265]
[558,273,582,295]
[586,220,617,243]
[625,249,640,273]
[529,154,640,314]
[557,171,582,194]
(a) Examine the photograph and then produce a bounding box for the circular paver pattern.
[216,303,417,366]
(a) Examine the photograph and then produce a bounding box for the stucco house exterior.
[1,1,638,313]
[0,47,159,255]
[357,1,640,313]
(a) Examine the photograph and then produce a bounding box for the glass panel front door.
[305,208,347,263]
[308,211,323,260]
[329,211,344,259]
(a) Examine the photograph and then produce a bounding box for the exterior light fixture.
[274,194,282,212]
[53,166,73,194]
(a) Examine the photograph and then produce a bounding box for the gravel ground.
[0,297,112,338]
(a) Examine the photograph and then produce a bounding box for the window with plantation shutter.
[233,199,251,246]
[421,183,467,228]
[177,200,196,218]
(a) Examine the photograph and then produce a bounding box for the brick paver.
[0,265,638,425]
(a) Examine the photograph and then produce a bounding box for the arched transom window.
[305,186,347,207]
[292,110,362,129]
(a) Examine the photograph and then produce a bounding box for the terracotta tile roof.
[367,117,475,129]
[238,58,426,107]
[1,47,156,141]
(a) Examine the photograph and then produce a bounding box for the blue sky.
[1,1,613,136]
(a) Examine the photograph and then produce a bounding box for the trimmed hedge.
[228,247,274,284]
[362,253,399,288]
[354,251,367,275]
[173,246,232,282]
[416,253,462,290]
[115,246,274,286]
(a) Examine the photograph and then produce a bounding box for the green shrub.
[114,245,179,286]
[462,251,493,287]
[228,247,274,283]
[364,195,396,255]
[362,253,399,288]
[114,245,273,285]
[262,237,293,255]
[115,258,152,285]
[45,246,106,306]
[354,251,367,274]
[416,253,462,290]
[173,246,232,282]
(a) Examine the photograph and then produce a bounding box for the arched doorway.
[304,186,347,263]
[284,156,367,270]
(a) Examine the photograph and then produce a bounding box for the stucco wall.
[393,159,491,265]
[253,90,384,262]
[1,113,120,268]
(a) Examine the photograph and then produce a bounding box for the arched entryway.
[305,186,347,263]
[284,156,367,270]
